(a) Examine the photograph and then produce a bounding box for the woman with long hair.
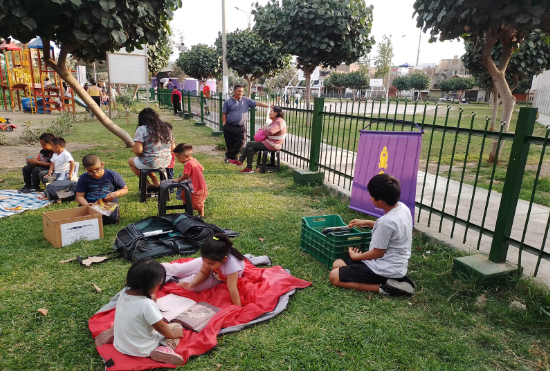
[128,108,175,188]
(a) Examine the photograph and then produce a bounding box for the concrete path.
[536,112,550,128]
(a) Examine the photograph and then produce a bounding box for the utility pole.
[416,29,421,66]
[222,0,229,97]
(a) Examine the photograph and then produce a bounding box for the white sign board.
[76,66,87,85]
[60,218,100,247]
[107,47,148,85]
[370,79,384,87]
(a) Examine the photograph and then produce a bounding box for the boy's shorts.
[338,255,388,285]
[191,188,208,212]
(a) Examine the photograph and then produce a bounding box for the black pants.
[91,96,101,117]
[173,100,181,115]
[22,165,48,188]
[238,141,269,169]
[224,124,246,160]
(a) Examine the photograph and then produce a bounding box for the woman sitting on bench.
[228,106,287,174]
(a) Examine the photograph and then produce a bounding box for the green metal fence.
[156,91,549,277]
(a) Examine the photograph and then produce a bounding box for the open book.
[156,293,220,332]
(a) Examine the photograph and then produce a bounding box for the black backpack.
[113,213,239,261]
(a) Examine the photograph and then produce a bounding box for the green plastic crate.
[300,215,372,268]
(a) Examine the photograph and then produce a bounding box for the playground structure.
[0,38,78,114]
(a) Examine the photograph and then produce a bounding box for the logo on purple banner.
[350,130,423,221]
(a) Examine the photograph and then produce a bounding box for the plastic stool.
[158,180,193,216]
[256,150,281,174]
[139,168,168,203]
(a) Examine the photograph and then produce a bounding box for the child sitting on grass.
[40,137,75,184]
[19,133,54,193]
[75,154,128,224]
[172,143,208,217]
[94,258,185,366]
[163,234,246,307]
[329,174,416,296]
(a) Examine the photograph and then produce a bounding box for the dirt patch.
[0,143,96,169]
[525,163,550,177]
[192,144,222,154]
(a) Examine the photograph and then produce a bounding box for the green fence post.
[249,93,256,141]
[195,92,205,126]
[150,88,155,100]
[490,107,538,263]
[309,97,325,172]
[453,107,538,286]
[292,97,325,185]
[184,92,192,119]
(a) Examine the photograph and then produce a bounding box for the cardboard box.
[42,206,104,248]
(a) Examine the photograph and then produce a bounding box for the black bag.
[44,180,77,202]
[113,213,239,261]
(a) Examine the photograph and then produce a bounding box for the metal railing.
[155,91,549,277]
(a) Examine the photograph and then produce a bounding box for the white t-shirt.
[113,288,165,357]
[219,253,245,278]
[364,202,412,278]
[51,150,74,173]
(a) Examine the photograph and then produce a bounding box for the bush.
[19,113,75,145]
[215,141,227,150]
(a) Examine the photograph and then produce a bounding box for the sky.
[170,0,467,65]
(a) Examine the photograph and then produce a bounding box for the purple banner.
[350,130,423,221]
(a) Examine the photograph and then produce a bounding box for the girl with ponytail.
[162,234,246,306]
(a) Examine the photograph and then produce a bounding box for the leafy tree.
[374,35,394,85]
[462,30,550,132]
[413,0,550,163]
[147,33,172,75]
[408,72,431,100]
[392,75,410,97]
[214,29,290,97]
[515,79,533,95]
[176,44,220,87]
[254,0,375,108]
[264,66,298,93]
[324,72,348,101]
[0,0,181,147]
[346,70,370,100]
[169,65,187,80]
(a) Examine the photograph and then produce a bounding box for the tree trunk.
[304,67,315,125]
[246,77,253,98]
[43,43,134,147]
[481,35,516,164]
[490,90,499,132]
[131,85,139,100]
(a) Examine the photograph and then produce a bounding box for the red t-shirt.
[183,158,207,192]
[168,153,175,169]
[202,85,211,98]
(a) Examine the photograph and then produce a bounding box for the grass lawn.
[0,110,549,370]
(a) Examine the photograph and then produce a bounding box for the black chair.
[139,168,168,203]
[256,150,281,174]
[158,180,193,216]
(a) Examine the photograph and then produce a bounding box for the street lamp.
[235,2,254,29]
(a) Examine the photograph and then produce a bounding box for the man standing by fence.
[222,85,271,163]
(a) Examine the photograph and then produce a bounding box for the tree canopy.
[439,77,474,96]
[254,0,375,105]
[413,0,550,162]
[408,72,431,91]
[147,33,172,75]
[392,75,410,94]
[0,0,181,147]
[264,66,298,92]
[374,35,393,84]
[462,30,550,94]
[176,44,220,83]
[214,29,289,97]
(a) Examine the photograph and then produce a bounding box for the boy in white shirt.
[329,174,416,296]
[41,137,75,184]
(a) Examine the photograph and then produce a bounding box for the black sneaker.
[29,187,41,193]
[381,279,415,297]
[18,186,31,193]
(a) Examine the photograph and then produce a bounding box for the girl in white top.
[162,234,246,306]
[94,258,185,366]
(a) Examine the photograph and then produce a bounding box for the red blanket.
[89,258,311,370]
